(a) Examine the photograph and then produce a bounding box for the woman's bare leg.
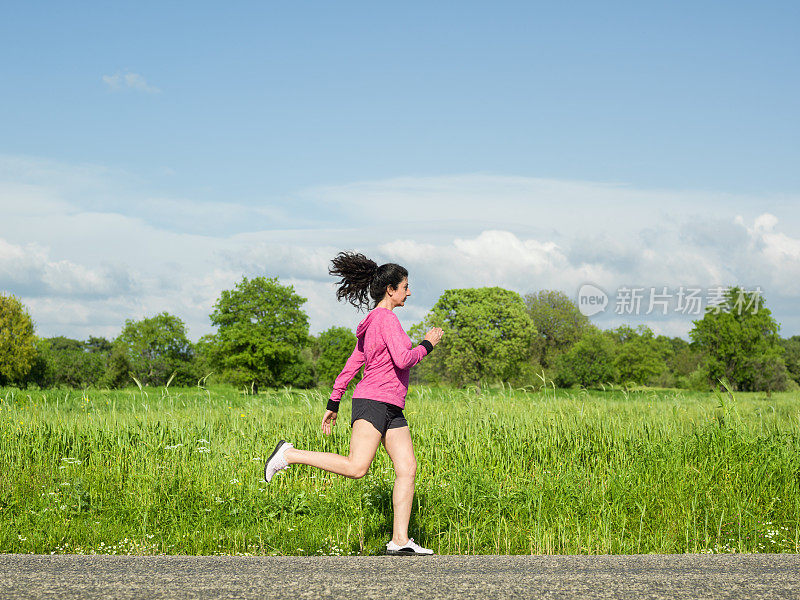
[382,425,416,545]
[283,419,382,479]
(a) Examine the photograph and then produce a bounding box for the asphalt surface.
[0,553,797,599]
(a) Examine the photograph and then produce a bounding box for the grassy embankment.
[1,383,797,555]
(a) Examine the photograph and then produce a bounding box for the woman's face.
[392,277,411,307]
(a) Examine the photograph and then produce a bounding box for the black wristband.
[326,399,340,412]
[420,339,434,354]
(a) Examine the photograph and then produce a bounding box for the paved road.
[1,553,797,599]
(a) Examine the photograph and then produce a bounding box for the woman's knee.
[395,458,417,479]
[349,461,370,479]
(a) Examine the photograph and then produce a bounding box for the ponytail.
[329,251,408,312]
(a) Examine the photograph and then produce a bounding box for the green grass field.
[1,384,798,556]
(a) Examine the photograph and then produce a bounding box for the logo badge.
[577,284,608,316]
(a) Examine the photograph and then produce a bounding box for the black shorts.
[351,397,408,436]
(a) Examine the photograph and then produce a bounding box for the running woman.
[264,251,443,556]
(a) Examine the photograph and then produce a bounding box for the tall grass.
[0,384,797,555]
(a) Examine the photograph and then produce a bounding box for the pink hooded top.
[328,306,433,410]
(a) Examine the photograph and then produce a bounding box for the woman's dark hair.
[329,251,408,312]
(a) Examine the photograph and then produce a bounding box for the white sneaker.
[264,439,293,482]
[385,538,434,556]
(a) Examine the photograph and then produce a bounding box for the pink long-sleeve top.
[328,306,433,410]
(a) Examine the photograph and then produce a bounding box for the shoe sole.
[264,439,286,483]
[385,549,434,556]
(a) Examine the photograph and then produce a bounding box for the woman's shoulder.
[371,307,400,329]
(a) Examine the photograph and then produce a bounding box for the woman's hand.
[321,409,337,435]
[424,327,444,347]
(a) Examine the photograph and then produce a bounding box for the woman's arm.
[381,312,432,370]
[326,338,366,412]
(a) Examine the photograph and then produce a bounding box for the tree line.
[1,276,798,394]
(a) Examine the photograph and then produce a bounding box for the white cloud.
[221,243,339,282]
[0,238,133,298]
[300,173,783,241]
[735,212,800,294]
[102,71,160,94]
[2,155,800,341]
[453,231,564,276]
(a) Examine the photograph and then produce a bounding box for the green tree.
[24,337,55,388]
[524,290,592,368]
[410,287,536,386]
[86,336,113,354]
[604,324,640,345]
[193,334,218,385]
[206,276,312,388]
[102,343,132,388]
[689,287,788,392]
[664,338,703,389]
[608,325,669,386]
[778,336,800,385]
[32,336,108,388]
[115,312,195,386]
[0,294,37,386]
[314,326,359,388]
[750,354,792,396]
[553,329,617,388]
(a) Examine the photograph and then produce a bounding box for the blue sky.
[1,2,799,341]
